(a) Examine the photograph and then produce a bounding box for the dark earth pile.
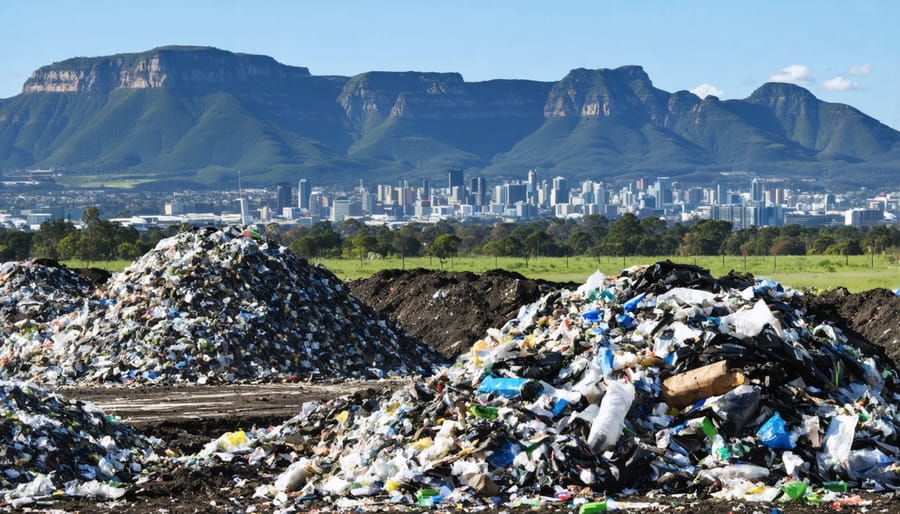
[350,268,559,359]
[0,226,444,385]
[797,287,900,367]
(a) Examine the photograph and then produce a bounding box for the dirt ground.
[349,268,560,359]
[8,269,900,513]
[796,287,900,367]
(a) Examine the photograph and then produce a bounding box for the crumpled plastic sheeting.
[184,261,900,508]
[0,380,158,502]
[0,226,444,385]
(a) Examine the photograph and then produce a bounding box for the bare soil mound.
[349,268,559,359]
[798,287,900,366]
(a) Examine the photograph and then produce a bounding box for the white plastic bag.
[587,380,635,451]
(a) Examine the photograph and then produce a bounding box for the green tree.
[33,219,77,259]
[430,233,461,270]
[606,213,643,255]
[351,232,378,267]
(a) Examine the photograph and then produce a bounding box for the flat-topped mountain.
[1,46,897,189]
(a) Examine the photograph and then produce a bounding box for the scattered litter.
[179,261,900,509]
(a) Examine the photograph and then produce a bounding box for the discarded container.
[478,375,542,400]
[661,360,747,409]
[579,500,608,513]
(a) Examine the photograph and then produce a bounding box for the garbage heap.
[0,379,159,505]
[0,260,96,329]
[186,262,899,509]
[0,226,444,385]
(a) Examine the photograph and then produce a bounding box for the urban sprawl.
[2,169,898,232]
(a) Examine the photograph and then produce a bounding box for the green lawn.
[317,254,900,293]
[61,254,900,293]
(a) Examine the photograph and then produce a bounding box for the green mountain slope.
[1,46,898,189]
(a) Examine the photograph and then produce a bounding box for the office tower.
[655,176,672,205]
[298,179,311,210]
[751,178,763,203]
[551,176,569,206]
[448,168,464,192]
[276,182,291,211]
[421,179,431,201]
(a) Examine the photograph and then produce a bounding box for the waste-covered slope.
[0,260,97,328]
[0,380,158,503]
[180,262,900,510]
[0,227,444,385]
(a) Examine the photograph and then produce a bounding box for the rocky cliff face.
[23,46,311,94]
[337,72,550,131]
[544,66,682,123]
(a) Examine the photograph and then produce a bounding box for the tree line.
[0,208,187,265]
[272,214,900,265]
[1,211,898,267]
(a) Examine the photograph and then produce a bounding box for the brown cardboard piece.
[661,360,746,409]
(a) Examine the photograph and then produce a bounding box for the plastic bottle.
[823,481,848,492]
[469,405,498,420]
[479,375,542,400]
[579,500,607,514]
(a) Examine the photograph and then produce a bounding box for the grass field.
[316,254,900,293]
[63,254,900,293]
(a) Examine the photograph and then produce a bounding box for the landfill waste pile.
[0,226,444,385]
[176,261,899,511]
[350,268,557,359]
[0,259,97,329]
[0,379,159,506]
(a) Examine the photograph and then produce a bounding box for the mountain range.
[1,45,898,190]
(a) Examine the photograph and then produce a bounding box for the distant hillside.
[1,45,898,190]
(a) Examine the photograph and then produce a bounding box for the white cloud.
[849,63,872,76]
[690,83,724,99]
[769,64,814,86]
[823,75,861,91]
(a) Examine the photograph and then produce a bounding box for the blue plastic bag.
[756,412,795,449]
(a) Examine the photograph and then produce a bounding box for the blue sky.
[2,0,898,128]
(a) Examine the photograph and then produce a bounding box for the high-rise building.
[751,178,763,203]
[332,198,351,222]
[448,168,464,192]
[298,179,311,210]
[421,179,431,201]
[504,183,527,205]
[470,177,487,206]
[654,177,672,205]
[238,197,251,225]
[276,181,291,211]
[551,176,569,206]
